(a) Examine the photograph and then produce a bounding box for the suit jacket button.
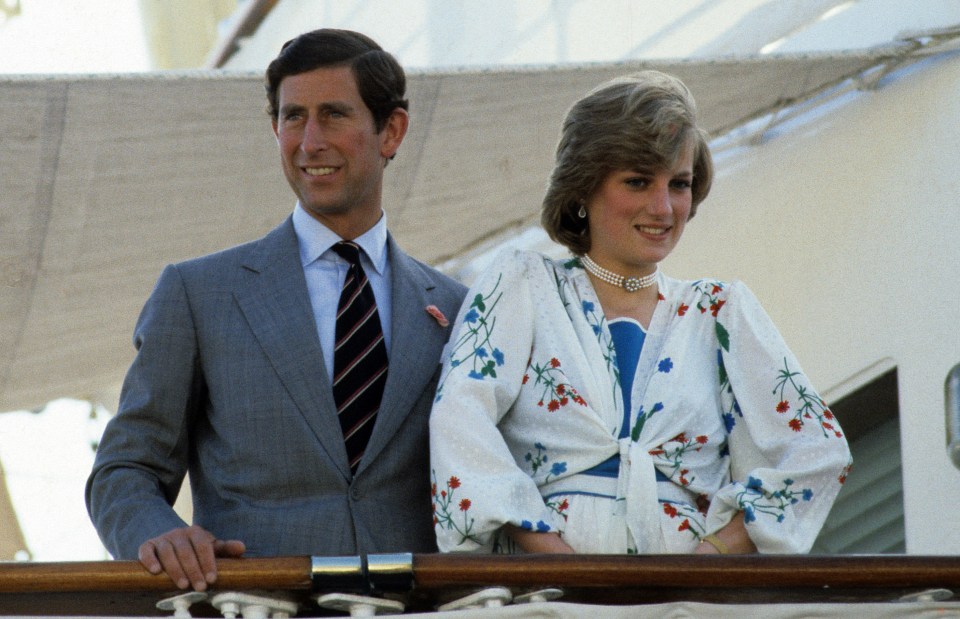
[350,487,362,501]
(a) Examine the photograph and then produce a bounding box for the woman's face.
[585,141,694,275]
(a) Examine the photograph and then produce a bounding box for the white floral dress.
[430,250,852,554]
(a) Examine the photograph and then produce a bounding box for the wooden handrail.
[0,554,958,615]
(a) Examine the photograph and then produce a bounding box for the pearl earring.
[578,202,587,219]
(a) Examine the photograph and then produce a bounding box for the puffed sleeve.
[430,252,564,552]
[706,281,852,553]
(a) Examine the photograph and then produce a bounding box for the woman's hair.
[541,70,713,255]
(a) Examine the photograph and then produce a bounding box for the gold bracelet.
[702,534,730,554]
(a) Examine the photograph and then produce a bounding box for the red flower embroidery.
[431,483,437,497]
[459,498,471,511]
[678,518,691,532]
[547,400,560,412]
[678,303,689,316]
[663,503,678,518]
[558,499,569,512]
[711,284,723,295]
[550,358,561,368]
[695,435,708,445]
[556,384,566,395]
[522,374,529,384]
[824,409,834,419]
[709,300,726,316]
[448,476,461,489]
[788,419,803,432]
[776,401,790,413]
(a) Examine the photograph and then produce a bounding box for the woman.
[430,71,851,555]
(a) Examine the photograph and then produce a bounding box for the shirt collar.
[292,203,389,276]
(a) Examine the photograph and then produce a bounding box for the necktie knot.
[332,241,362,266]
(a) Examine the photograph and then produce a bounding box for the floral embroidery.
[658,357,674,373]
[649,432,709,485]
[773,358,842,438]
[630,402,664,441]
[736,476,813,524]
[546,496,570,522]
[839,460,852,484]
[524,442,569,483]
[691,280,730,352]
[435,274,505,401]
[581,296,620,405]
[661,500,707,540]
[550,258,573,308]
[520,519,553,533]
[432,471,480,545]
[527,357,588,411]
[718,349,742,439]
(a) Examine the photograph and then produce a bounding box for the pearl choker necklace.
[581,254,658,292]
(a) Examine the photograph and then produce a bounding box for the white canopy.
[0,36,953,413]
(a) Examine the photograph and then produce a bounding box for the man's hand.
[138,525,246,591]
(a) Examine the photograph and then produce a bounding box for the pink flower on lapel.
[425,304,449,327]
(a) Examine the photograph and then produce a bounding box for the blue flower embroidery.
[582,300,595,314]
[550,462,567,476]
[519,519,551,532]
[476,347,487,358]
[492,348,505,366]
[802,489,814,501]
[723,412,736,433]
[468,370,484,380]
[658,357,674,373]
[464,308,479,323]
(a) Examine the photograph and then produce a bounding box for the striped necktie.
[331,241,388,473]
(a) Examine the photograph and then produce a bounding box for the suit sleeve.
[85,264,201,559]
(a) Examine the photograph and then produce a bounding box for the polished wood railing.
[1,554,959,616]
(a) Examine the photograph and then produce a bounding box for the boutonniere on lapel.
[425,305,449,328]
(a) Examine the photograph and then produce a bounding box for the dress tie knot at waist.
[620,438,663,553]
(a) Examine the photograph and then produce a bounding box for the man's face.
[272,65,407,239]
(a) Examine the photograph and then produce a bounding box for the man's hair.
[265,28,408,132]
[541,70,714,255]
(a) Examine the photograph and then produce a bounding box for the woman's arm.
[503,525,576,553]
[694,511,757,554]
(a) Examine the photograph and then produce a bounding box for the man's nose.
[301,118,327,153]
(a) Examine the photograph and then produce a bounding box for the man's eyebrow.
[318,101,353,114]
[278,102,305,116]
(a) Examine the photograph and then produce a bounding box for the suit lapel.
[358,236,448,470]
[233,217,351,479]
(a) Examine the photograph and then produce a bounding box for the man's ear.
[379,108,409,160]
[271,118,280,143]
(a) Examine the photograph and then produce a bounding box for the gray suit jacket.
[86,217,466,559]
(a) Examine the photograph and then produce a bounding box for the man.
[86,29,466,592]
